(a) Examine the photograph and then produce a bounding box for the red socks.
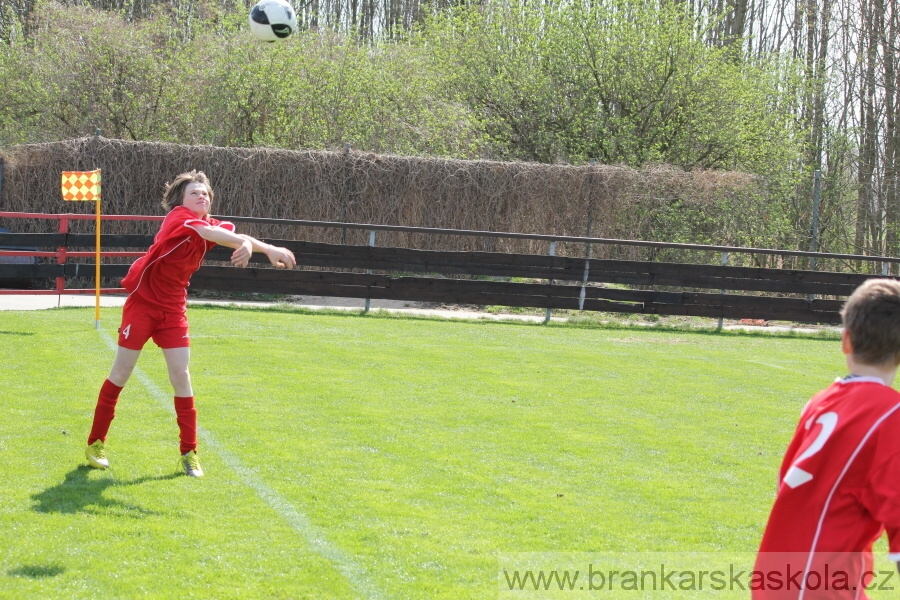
[87,379,123,445]
[87,382,197,455]
[174,396,198,455]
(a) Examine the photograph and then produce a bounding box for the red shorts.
[118,296,190,350]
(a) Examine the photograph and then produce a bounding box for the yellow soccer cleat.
[179,450,204,477]
[85,440,110,469]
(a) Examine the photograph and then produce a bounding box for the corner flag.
[62,170,102,201]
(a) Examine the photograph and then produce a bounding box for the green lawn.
[1,306,887,599]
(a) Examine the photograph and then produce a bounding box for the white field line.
[99,330,384,600]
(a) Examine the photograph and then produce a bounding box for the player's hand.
[230,240,253,268]
[266,246,296,269]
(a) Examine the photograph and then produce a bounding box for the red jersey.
[121,206,235,313]
[754,376,900,599]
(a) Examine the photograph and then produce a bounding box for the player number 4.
[783,412,838,489]
[121,324,131,339]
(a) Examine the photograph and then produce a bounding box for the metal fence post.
[364,229,376,313]
[717,252,728,330]
[578,259,590,311]
[544,241,556,324]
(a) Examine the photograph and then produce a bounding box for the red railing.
[0,211,163,295]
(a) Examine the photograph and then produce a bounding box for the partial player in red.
[84,170,296,477]
[754,278,900,599]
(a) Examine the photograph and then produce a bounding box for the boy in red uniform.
[754,278,900,598]
[84,171,296,477]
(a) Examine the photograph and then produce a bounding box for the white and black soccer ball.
[249,0,298,42]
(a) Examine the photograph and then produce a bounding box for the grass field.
[0,306,892,599]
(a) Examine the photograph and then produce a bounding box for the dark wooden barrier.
[3,225,896,324]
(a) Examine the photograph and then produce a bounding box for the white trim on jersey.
[888,552,900,562]
[799,399,900,598]
[183,219,236,234]
[837,375,886,386]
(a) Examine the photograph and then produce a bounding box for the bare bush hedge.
[0,137,760,260]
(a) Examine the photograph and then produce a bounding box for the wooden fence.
[3,213,899,324]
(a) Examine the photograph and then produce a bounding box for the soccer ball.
[249,0,298,42]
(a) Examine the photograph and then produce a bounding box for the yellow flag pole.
[95,193,101,330]
[61,168,103,329]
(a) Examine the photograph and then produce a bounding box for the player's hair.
[841,278,900,367]
[161,170,214,212]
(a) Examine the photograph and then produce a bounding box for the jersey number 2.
[782,412,838,489]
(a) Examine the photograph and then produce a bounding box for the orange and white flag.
[61,169,102,201]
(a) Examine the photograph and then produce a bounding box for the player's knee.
[168,368,191,388]
[109,363,135,383]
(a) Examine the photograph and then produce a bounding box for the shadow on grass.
[7,564,66,579]
[0,330,34,336]
[31,465,181,517]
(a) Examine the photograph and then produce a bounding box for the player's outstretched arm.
[237,234,296,269]
[194,224,253,267]
[193,225,295,269]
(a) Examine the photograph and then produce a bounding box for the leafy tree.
[0,5,185,142]
[422,0,803,174]
[0,3,484,155]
